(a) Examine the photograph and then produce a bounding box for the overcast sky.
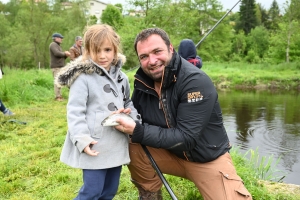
[0,0,286,11]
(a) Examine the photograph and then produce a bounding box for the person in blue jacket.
[178,39,202,68]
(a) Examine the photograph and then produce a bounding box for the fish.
[101,113,135,126]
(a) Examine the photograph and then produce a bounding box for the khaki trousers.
[51,68,62,98]
[128,142,252,200]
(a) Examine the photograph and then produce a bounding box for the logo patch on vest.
[187,91,203,103]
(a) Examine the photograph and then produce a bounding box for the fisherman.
[178,39,202,68]
[115,27,252,200]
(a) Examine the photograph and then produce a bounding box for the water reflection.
[218,89,300,185]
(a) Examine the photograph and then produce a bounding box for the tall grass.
[245,148,286,182]
[1,67,299,200]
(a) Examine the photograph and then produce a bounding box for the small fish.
[101,113,135,126]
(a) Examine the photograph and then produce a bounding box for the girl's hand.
[83,141,99,156]
[114,108,131,115]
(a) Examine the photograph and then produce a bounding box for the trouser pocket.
[220,171,252,200]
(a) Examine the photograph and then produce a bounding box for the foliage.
[245,148,286,182]
[101,4,124,31]
[118,16,148,70]
[238,0,258,35]
[246,26,270,59]
[114,3,123,14]
[268,0,281,31]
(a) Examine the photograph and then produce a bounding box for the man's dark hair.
[134,28,171,53]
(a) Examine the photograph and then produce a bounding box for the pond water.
[218,89,300,185]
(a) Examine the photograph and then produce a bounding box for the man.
[69,36,83,61]
[49,33,70,101]
[115,28,252,200]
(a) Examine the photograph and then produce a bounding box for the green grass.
[203,62,300,89]
[1,66,300,199]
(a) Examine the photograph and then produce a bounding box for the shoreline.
[259,181,300,197]
[214,81,300,91]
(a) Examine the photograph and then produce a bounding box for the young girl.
[55,24,140,200]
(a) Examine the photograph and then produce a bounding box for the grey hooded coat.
[55,54,140,169]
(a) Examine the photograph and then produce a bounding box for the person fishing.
[178,39,203,68]
[55,24,140,200]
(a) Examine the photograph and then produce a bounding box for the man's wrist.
[131,121,144,143]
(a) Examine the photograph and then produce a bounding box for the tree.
[231,31,247,58]
[282,0,300,62]
[101,4,124,31]
[114,3,123,14]
[118,16,147,70]
[247,26,270,59]
[237,0,258,35]
[0,14,11,67]
[256,3,269,28]
[268,0,281,31]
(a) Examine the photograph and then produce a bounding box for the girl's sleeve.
[67,75,94,152]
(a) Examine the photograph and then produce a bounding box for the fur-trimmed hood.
[55,53,126,88]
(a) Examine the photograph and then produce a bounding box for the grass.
[202,61,300,90]
[1,66,300,199]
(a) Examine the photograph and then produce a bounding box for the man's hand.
[83,141,99,156]
[115,116,136,135]
[65,51,71,57]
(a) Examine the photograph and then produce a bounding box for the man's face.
[54,37,63,44]
[76,39,83,47]
[136,34,174,82]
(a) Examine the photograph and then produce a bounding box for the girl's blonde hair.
[82,24,121,65]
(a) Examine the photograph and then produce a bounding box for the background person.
[55,24,141,200]
[0,100,14,116]
[0,68,14,116]
[69,36,83,61]
[115,28,252,200]
[178,38,203,68]
[49,33,70,101]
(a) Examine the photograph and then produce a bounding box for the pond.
[218,89,300,185]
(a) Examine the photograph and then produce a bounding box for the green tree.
[231,31,247,59]
[268,0,281,31]
[282,0,300,62]
[0,0,86,69]
[247,26,270,59]
[114,3,123,14]
[0,14,11,67]
[101,4,124,30]
[237,0,258,35]
[118,16,147,70]
[256,3,269,28]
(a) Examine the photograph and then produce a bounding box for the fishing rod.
[195,0,242,48]
[141,144,178,200]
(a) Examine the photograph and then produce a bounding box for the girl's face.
[94,39,115,71]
